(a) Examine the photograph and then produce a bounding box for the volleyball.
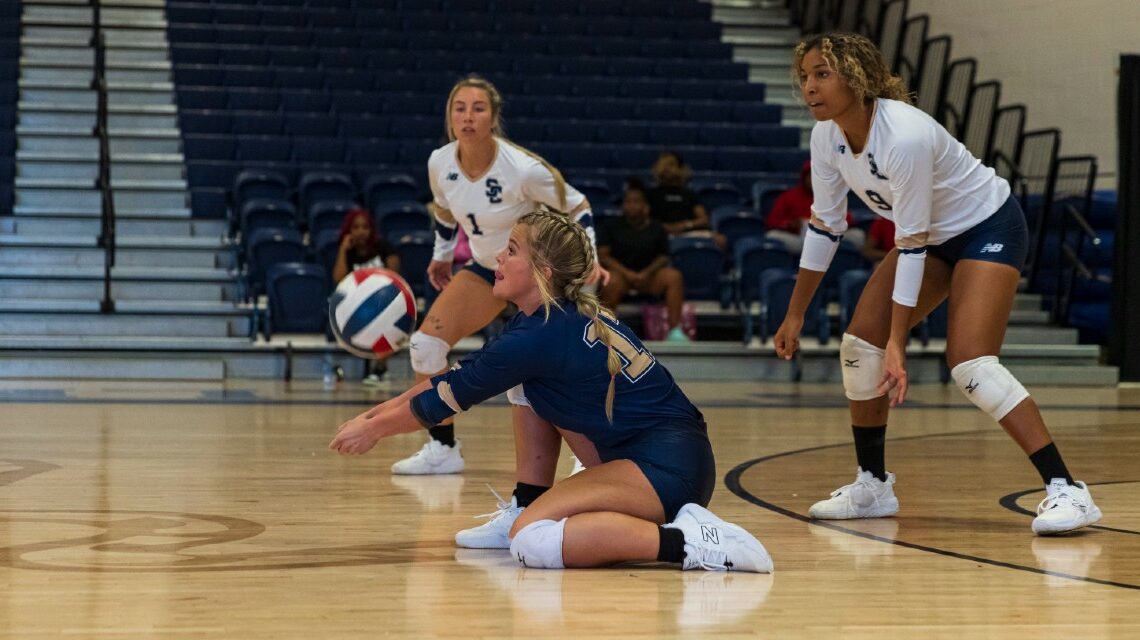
[329,268,417,358]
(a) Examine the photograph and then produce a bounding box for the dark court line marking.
[724,432,1140,591]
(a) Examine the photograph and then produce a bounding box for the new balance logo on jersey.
[838,144,847,154]
[867,153,889,180]
[485,178,503,203]
[447,172,458,181]
[965,378,979,394]
[701,525,719,545]
[980,243,1004,253]
[844,358,859,368]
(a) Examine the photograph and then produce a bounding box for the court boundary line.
[724,432,1140,591]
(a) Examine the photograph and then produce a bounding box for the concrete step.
[749,67,795,85]
[721,27,802,45]
[15,187,189,212]
[0,311,251,338]
[16,176,188,190]
[0,354,226,381]
[13,204,194,217]
[18,158,185,182]
[0,264,234,282]
[0,278,236,302]
[711,6,792,25]
[0,214,221,236]
[0,243,231,269]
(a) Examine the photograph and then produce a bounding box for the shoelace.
[830,477,872,498]
[471,484,514,521]
[1036,489,1086,515]
[688,545,730,571]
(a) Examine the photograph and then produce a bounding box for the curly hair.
[518,210,623,422]
[791,32,913,105]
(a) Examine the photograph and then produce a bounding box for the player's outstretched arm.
[329,379,433,455]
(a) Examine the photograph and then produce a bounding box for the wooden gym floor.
[1,378,1138,639]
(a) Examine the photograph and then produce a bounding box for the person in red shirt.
[862,217,895,267]
[765,160,863,253]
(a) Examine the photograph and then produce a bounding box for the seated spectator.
[862,216,895,267]
[598,181,690,343]
[332,207,401,386]
[643,150,700,223]
[765,160,864,254]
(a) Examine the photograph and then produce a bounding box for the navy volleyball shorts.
[596,421,716,522]
[461,261,496,285]
[928,195,1028,270]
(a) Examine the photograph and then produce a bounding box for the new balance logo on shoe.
[980,243,1004,253]
[516,552,526,565]
[966,379,979,394]
[701,525,719,544]
[844,358,859,368]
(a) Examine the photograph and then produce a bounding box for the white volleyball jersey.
[809,98,1010,249]
[428,138,585,269]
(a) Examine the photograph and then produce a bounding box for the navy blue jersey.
[411,303,703,449]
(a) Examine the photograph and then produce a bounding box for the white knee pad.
[506,384,531,407]
[840,333,886,401]
[509,518,566,569]
[951,355,1030,421]
[408,331,451,375]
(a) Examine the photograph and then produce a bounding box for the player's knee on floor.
[840,333,886,401]
[509,518,566,569]
[408,331,450,375]
[950,355,1029,421]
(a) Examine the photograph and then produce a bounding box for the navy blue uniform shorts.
[595,421,716,522]
[461,261,496,285]
[928,195,1028,270]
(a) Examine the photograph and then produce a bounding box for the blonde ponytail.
[518,211,622,421]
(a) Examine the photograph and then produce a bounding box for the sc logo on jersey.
[485,178,503,203]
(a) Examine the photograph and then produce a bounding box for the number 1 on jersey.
[466,213,484,235]
[584,322,655,381]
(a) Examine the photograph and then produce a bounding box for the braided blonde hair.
[791,32,913,105]
[444,74,567,209]
[518,210,623,421]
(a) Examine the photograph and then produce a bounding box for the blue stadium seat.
[298,170,356,222]
[238,135,292,164]
[177,87,227,110]
[285,114,339,137]
[669,236,727,302]
[233,168,291,210]
[183,134,237,161]
[711,206,766,249]
[264,262,331,336]
[339,115,390,139]
[292,138,346,165]
[280,90,332,113]
[757,268,829,356]
[240,198,299,237]
[348,139,402,166]
[392,229,435,297]
[838,269,871,330]
[311,228,342,275]
[231,112,283,136]
[693,181,743,210]
[180,111,231,134]
[228,90,279,111]
[374,200,432,242]
[308,199,357,237]
[245,227,307,300]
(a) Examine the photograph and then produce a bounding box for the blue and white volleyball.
[329,268,417,358]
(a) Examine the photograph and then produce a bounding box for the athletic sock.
[512,482,549,508]
[853,425,887,481]
[428,424,455,447]
[657,526,687,563]
[1029,442,1073,485]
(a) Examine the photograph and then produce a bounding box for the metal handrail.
[92,0,115,312]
